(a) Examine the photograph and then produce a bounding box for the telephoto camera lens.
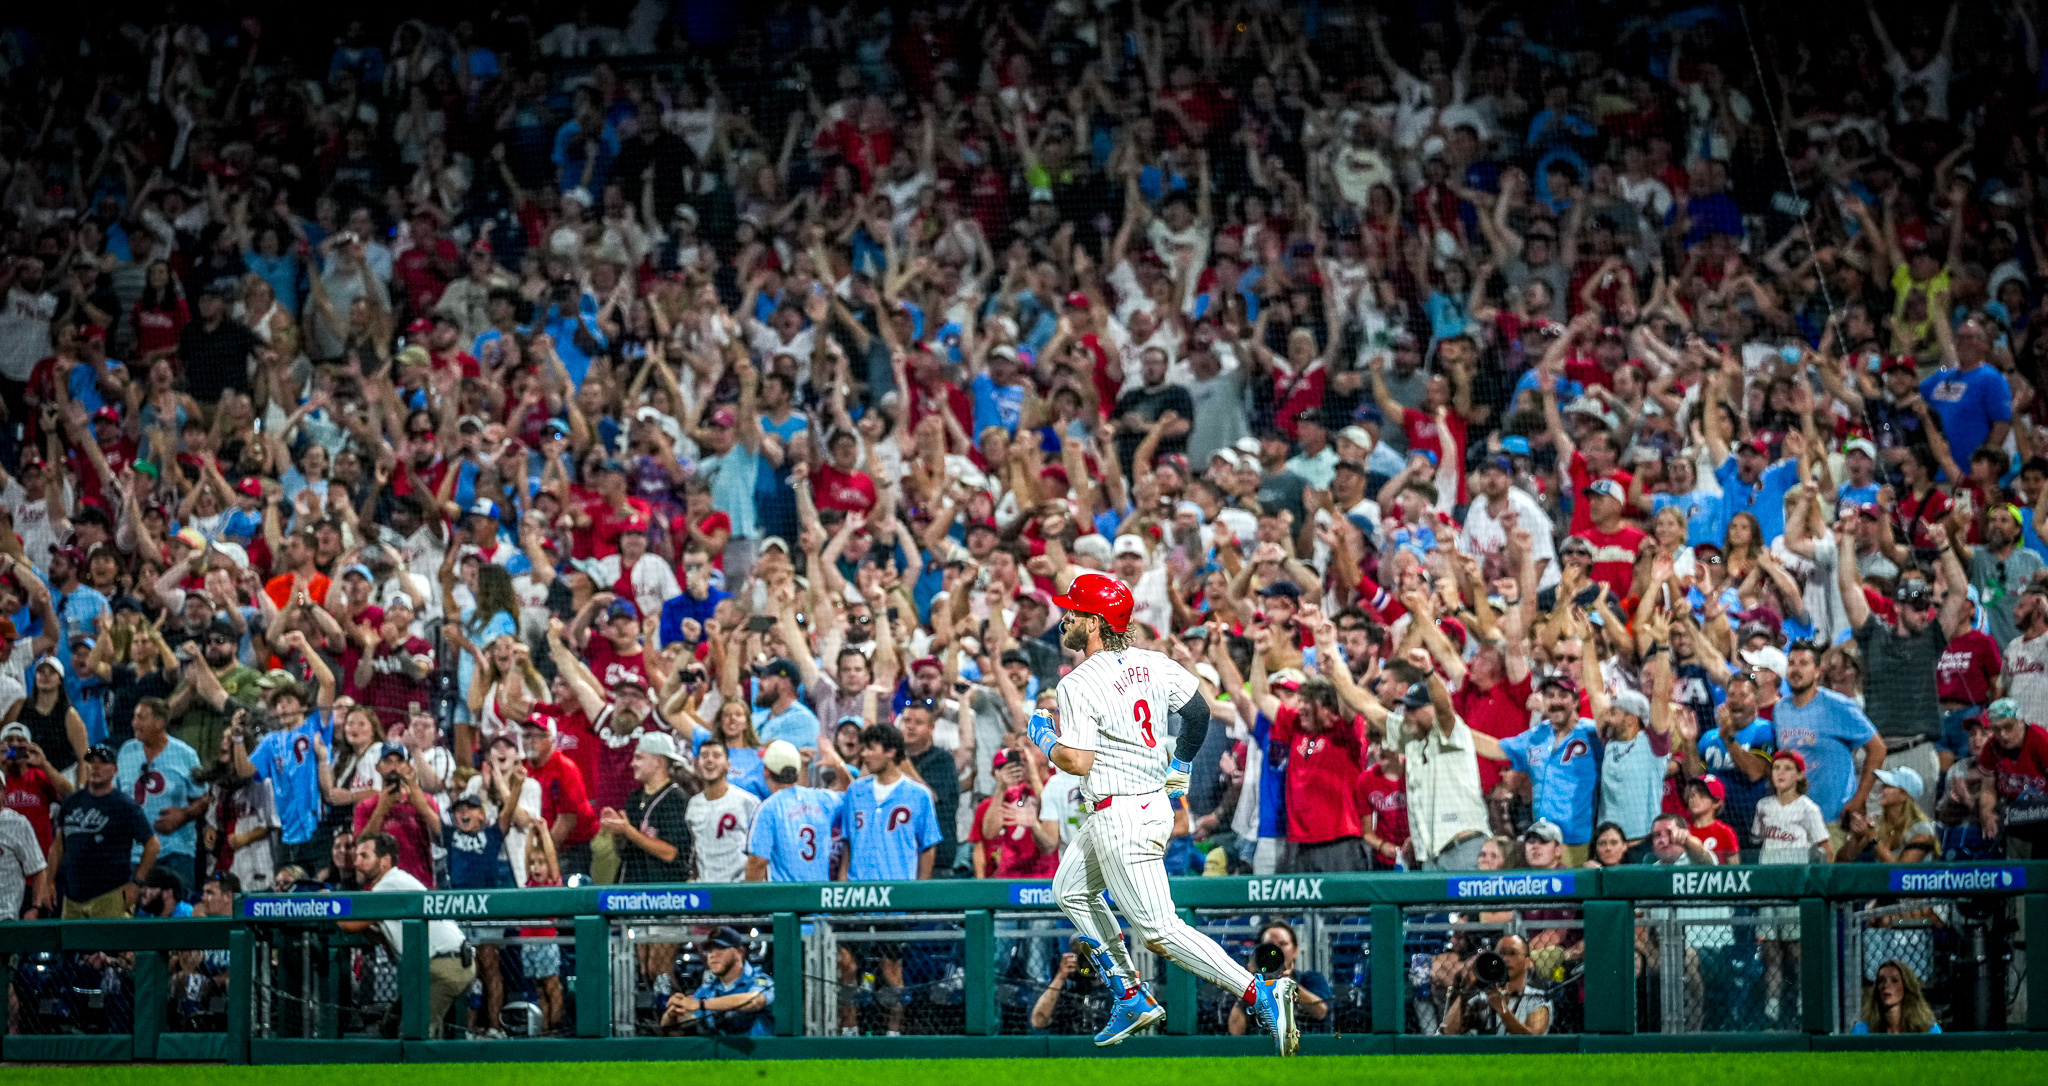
[1252,942,1287,976]
[1471,950,1509,988]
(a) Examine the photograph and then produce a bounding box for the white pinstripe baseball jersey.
[1054,647,1199,801]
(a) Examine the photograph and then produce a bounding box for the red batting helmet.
[1054,572,1135,633]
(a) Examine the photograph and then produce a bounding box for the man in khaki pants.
[39,744,159,918]
[341,832,475,1037]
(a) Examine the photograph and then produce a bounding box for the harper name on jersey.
[1054,647,1198,801]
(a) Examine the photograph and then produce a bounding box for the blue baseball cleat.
[1093,985,1165,1046]
[1251,974,1299,1056]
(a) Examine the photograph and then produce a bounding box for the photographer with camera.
[1440,934,1550,1036]
[1226,921,1332,1036]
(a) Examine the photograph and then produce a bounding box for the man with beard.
[1773,640,1888,821]
[1839,517,1970,811]
[166,618,263,775]
[751,657,822,753]
[44,544,108,650]
[1498,672,1604,863]
[1968,504,2046,647]
[548,621,690,883]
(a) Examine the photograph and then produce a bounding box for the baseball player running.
[1028,572,1298,1054]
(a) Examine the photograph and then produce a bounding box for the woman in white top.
[1752,748,1830,1027]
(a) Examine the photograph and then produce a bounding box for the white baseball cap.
[1740,645,1789,677]
[763,740,804,783]
[636,732,688,766]
[1112,534,1149,559]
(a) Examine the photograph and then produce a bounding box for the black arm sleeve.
[1172,692,1211,764]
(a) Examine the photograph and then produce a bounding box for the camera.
[1471,950,1509,988]
[382,772,404,791]
[1252,942,1286,976]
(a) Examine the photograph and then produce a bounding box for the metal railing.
[3,862,2044,1060]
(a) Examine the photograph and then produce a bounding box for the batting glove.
[1165,757,1192,801]
[1027,709,1059,759]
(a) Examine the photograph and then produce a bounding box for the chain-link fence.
[444,919,578,1040]
[806,913,967,1037]
[249,930,395,1039]
[991,912,1100,1036]
[1840,896,2025,1034]
[1635,900,1799,1034]
[610,914,773,1038]
[7,952,135,1036]
[6,945,235,1038]
[1403,906,1584,1037]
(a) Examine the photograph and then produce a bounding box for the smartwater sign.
[1888,867,2025,893]
[243,896,351,919]
[599,889,712,914]
[1448,874,1575,899]
[1010,884,1056,906]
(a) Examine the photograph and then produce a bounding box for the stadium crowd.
[2,0,2047,1040]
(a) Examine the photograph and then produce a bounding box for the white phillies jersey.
[687,785,762,883]
[1054,647,1199,801]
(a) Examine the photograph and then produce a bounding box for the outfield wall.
[5,862,2045,1062]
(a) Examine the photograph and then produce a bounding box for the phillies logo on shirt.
[887,807,913,832]
[1560,738,1592,763]
[602,662,648,688]
[291,735,313,764]
[716,813,739,838]
[134,770,167,807]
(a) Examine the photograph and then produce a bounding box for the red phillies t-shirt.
[669,510,731,569]
[528,749,598,845]
[586,637,654,691]
[1936,630,2004,706]
[1353,765,1409,849]
[1567,450,1636,535]
[581,496,653,560]
[1270,704,1369,845]
[1691,819,1741,863]
[1581,524,1647,599]
[558,705,669,814]
[134,300,189,356]
[1453,674,1533,793]
[968,787,1059,877]
[4,766,60,852]
[353,792,440,887]
[393,237,459,316]
[1983,724,2048,803]
[812,463,878,515]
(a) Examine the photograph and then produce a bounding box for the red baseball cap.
[1696,774,1727,802]
[236,477,264,498]
[1771,749,1806,773]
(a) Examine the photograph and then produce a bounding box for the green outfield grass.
[5,1054,2048,1086]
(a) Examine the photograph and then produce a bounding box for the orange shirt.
[265,571,332,610]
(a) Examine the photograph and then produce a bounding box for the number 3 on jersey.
[799,825,817,861]
[1134,699,1156,748]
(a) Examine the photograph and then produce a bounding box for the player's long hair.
[1099,616,1132,652]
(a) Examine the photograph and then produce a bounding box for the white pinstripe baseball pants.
[1052,789,1256,997]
